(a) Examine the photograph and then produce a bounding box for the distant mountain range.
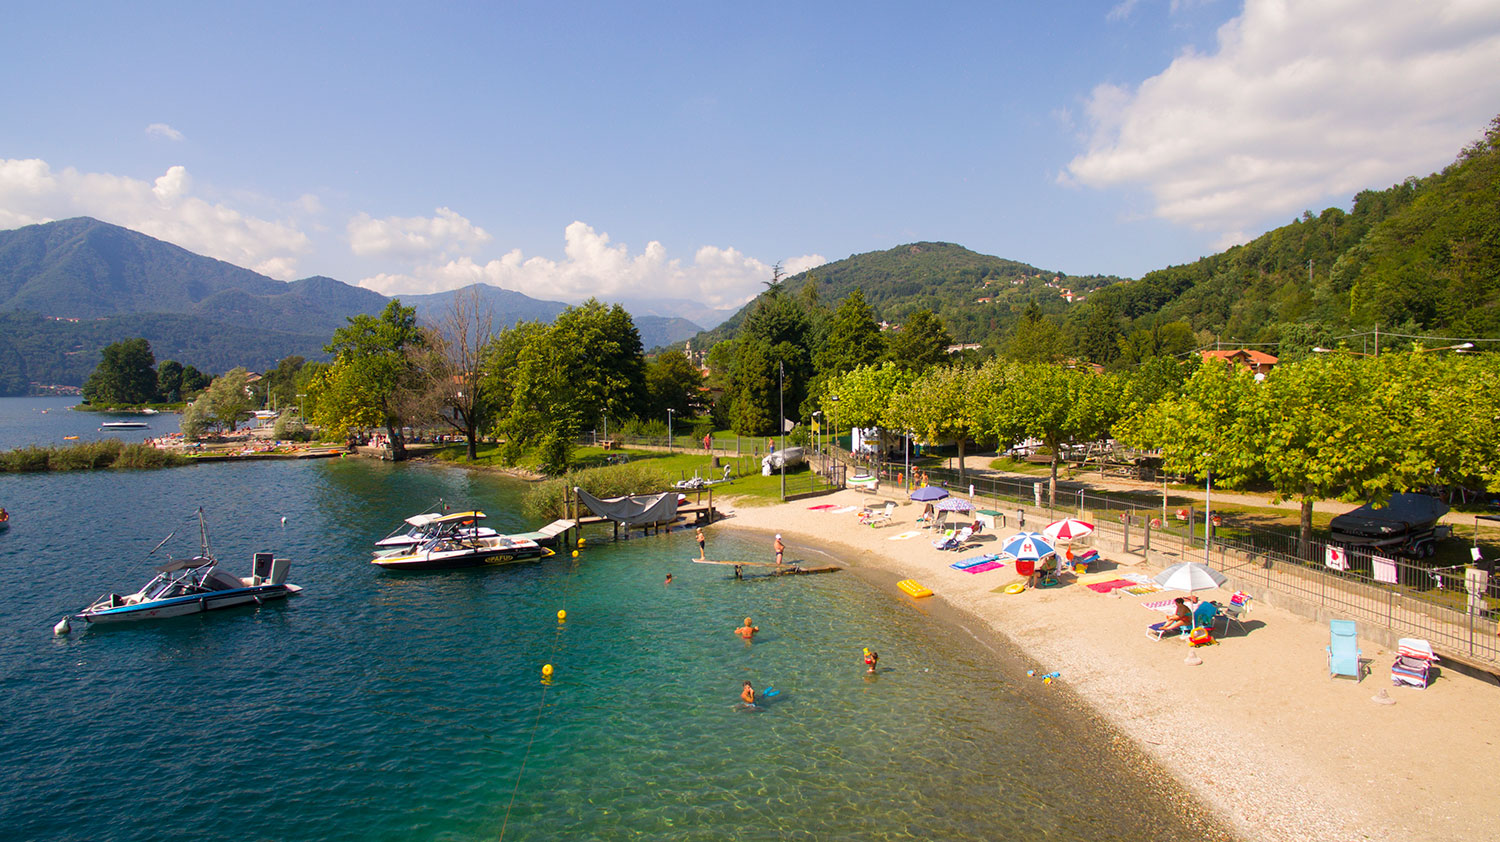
[0,218,707,392]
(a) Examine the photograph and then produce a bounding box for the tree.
[886,364,984,481]
[883,309,952,373]
[1005,301,1063,363]
[180,368,252,438]
[156,360,184,403]
[816,289,884,377]
[644,351,705,421]
[548,299,647,428]
[820,362,916,456]
[980,362,1119,505]
[180,364,211,396]
[83,338,157,405]
[730,294,814,435]
[262,356,306,413]
[425,288,495,461]
[321,300,428,461]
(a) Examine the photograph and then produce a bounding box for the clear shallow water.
[0,454,1230,841]
[0,396,180,450]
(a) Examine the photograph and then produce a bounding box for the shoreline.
[713,489,1500,842]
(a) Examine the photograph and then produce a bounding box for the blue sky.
[3,1,1498,313]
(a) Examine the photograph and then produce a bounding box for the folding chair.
[1327,619,1362,680]
[1216,591,1252,635]
[1391,638,1438,688]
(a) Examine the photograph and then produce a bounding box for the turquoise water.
[0,428,1230,840]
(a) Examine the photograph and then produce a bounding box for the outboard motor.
[268,557,291,585]
[252,552,275,585]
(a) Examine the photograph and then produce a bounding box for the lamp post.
[667,408,675,452]
[778,361,785,501]
[1203,459,1212,565]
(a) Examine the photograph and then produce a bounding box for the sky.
[3,0,1499,315]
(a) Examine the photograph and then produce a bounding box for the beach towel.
[807,504,836,511]
[888,531,922,541]
[1076,571,1125,585]
[1121,584,1161,595]
[951,554,999,569]
[829,506,858,514]
[962,561,1006,574]
[1372,555,1399,584]
[1141,598,1177,612]
[1085,579,1134,593]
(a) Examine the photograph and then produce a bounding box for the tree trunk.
[387,423,408,462]
[465,427,478,461]
[957,437,966,483]
[1299,495,1315,561]
[1048,454,1059,508]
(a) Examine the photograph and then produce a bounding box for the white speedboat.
[73,511,301,625]
[375,509,498,551]
[100,421,150,429]
[372,532,553,571]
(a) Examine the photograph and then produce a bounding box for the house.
[1201,349,1278,377]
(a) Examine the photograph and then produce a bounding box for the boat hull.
[79,584,301,624]
[372,547,553,571]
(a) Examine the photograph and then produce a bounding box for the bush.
[112,443,189,469]
[523,461,672,521]
[48,440,123,470]
[273,414,311,442]
[0,440,188,472]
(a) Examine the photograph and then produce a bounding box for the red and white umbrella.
[1043,517,1095,543]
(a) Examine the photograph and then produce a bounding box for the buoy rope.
[497,545,583,841]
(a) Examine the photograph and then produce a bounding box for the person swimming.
[736,617,759,640]
[741,681,756,705]
[665,573,673,585]
[864,648,879,673]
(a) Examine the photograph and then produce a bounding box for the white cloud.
[357,219,824,309]
[1065,0,1500,237]
[0,157,311,278]
[146,123,184,141]
[347,207,491,260]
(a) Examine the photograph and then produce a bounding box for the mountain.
[400,283,569,328]
[615,297,738,331]
[686,242,1124,348]
[634,315,703,351]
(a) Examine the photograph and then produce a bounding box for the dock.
[691,559,842,576]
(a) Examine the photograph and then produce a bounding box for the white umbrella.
[1153,562,1228,593]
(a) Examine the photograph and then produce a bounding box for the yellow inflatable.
[897,579,933,598]
[1004,582,1026,595]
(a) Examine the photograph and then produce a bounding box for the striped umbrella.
[1044,517,1095,543]
[997,531,1057,561]
[935,497,975,512]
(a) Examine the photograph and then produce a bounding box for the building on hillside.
[945,343,983,354]
[1201,349,1278,379]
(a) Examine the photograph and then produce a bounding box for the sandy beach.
[716,489,1500,842]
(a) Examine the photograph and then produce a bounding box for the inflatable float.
[897,579,933,598]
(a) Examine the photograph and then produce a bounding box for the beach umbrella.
[1153,562,1228,593]
[1044,517,1095,543]
[910,486,949,502]
[935,497,974,512]
[997,531,1056,561]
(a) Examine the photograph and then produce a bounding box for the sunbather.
[1149,597,1192,636]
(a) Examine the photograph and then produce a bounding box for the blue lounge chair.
[1327,619,1362,680]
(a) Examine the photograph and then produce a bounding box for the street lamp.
[667,408,675,452]
[778,361,785,500]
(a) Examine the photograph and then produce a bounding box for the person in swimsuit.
[774,535,784,565]
[664,573,673,585]
[741,681,756,705]
[864,649,879,673]
[696,527,706,559]
[736,617,759,640]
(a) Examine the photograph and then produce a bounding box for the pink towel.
[806,504,836,510]
[1085,579,1134,593]
[1141,598,1176,612]
[963,561,1005,574]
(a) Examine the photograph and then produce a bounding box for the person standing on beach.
[696,527,706,559]
[774,534,784,565]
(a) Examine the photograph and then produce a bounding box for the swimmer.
[741,681,756,705]
[864,648,879,673]
[774,534,784,565]
[696,527,706,559]
[736,617,759,640]
[665,573,673,585]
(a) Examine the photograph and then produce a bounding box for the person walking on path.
[774,534,784,565]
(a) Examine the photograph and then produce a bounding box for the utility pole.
[778,361,785,500]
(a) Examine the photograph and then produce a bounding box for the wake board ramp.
[505,519,577,548]
[574,487,718,539]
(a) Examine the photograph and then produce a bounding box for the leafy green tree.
[644,351,705,421]
[180,368,253,438]
[816,289,884,377]
[306,357,385,439]
[180,364,211,396]
[883,309,952,373]
[156,360,184,403]
[262,356,306,413]
[549,299,647,427]
[1005,301,1064,363]
[730,294,814,435]
[321,300,428,461]
[730,337,776,436]
[887,364,984,481]
[980,362,1119,505]
[83,338,157,405]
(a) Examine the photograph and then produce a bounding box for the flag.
[1325,545,1348,571]
[1371,555,1398,584]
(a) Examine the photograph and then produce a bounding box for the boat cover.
[575,489,678,525]
[1330,493,1449,543]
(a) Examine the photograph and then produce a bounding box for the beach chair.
[860,502,896,527]
[1327,619,1362,680]
[922,510,949,531]
[932,526,973,551]
[1216,591,1251,636]
[1391,638,1438,688]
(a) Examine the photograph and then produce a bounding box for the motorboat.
[73,511,301,625]
[375,509,498,551]
[100,420,149,429]
[372,532,554,571]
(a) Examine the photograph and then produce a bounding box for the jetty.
[691,559,842,576]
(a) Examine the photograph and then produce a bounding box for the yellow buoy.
[571,550,579,558]
[542,664,554,678]
[557,609,567,622]
[577,538,586,547]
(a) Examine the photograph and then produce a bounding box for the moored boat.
[375,509,498,551]
[372,533,554,571]
[100,421,150,429]
[71,510,301,625]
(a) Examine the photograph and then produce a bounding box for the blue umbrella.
[910,486,949,502]
[997,531,1057,561]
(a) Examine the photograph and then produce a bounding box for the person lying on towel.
[1149,598,1192,635]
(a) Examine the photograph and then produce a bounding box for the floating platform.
[691,559,841,576]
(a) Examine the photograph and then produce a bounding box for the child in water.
[741,681,756,705]
[864,648,879,673]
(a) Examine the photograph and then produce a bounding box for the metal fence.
[890,459,1500,669]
